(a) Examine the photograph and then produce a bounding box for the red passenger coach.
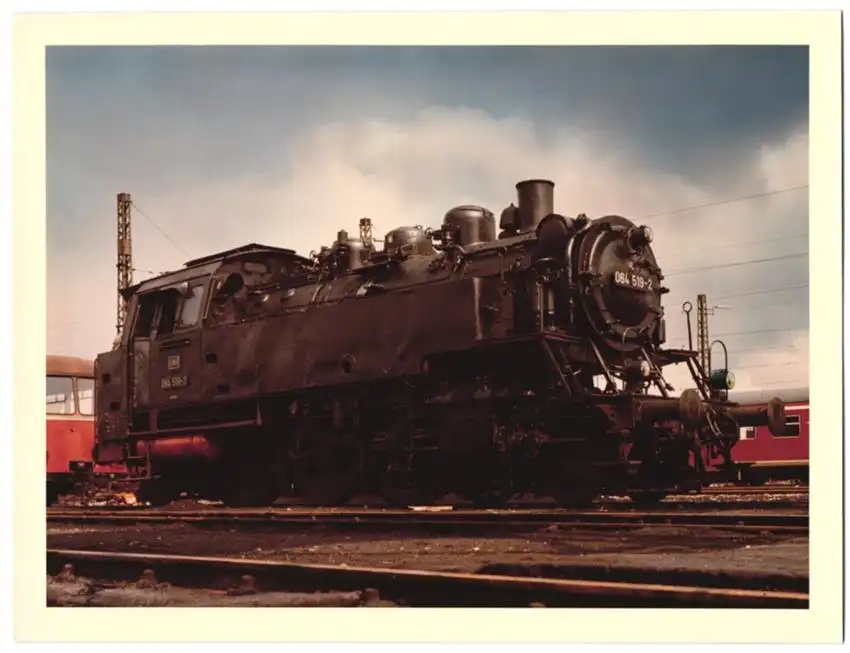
[727,386,809,483]
[46,354,123,505]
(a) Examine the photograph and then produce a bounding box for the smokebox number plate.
[613,269,654,292]
[160,375,188,389]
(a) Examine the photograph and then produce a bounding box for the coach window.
[46,376,75,415]
[775,414,801,438]
[739,426,756,440]
[177,282,205,329]
[76,377,95,415]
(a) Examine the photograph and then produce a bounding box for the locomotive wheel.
[378,471,442,508]
[293,445,362,506]
[220,475,280,508]
[221,488,279,507]
[135,479,178,507]
[549,468,599,509]
[551,488,598,509]
[463,477,514,508]
[627,490,667,506]
[466,490,513,509]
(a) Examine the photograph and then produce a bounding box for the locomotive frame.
[92,178,789,508]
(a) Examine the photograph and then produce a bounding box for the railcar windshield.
[46,376,75,414]
[77,377,94,415]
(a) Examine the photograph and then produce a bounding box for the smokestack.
[515,179,555,232]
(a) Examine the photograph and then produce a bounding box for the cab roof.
[120,242,314,299]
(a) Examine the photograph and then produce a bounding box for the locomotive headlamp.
[627,225,653,251]
[709,368,736,391]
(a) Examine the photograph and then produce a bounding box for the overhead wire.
[636,185,809,359]
[665,252,807,277]
[662,232,808,259]
[710,283,809,301]
[130,200,191,258]
[636,184,809,221]
[721,298,809,312]
[729,343,804,355]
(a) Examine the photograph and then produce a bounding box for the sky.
[46,45,809,393]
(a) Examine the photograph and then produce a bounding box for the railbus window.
[775,414,801,438]
[77,377,94,415]
[46,376,75,414]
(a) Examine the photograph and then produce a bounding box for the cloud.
[47,105,809,393]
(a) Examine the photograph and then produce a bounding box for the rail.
[47,507,808,535]
[46,548,808,608]
[700,485,808,496]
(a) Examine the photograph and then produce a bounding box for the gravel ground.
[55,489,810,513]
[47,519,808,579]
[47,575,395,607]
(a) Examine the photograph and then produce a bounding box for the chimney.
[515,179,555,232]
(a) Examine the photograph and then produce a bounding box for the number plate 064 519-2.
[612,270,655,292]
[160,375,188,389]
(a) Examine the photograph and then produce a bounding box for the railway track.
[52,483,809,514]
[46,548,808,608]
[700,485,808,496]
[47,507,808,535]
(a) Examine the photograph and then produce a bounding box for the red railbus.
[46,354,124,505]
[728,386,810,483]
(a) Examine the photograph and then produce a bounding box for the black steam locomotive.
[93,178,788,507]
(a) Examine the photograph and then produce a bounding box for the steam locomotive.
[92,178,789,507]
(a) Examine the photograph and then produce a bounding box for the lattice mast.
[696,293,710,374]
[116,192,133,338]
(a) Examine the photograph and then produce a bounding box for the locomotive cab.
[94,243,315,462]
[124,274,212,425]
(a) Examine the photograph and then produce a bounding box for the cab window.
[156,292,179,337]
[46,376,75,414]
[77,377,94,415]
[134,294,159,338]
[177,283,205,328]
[206,273,246,326]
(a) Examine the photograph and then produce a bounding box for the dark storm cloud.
[46,45,808,190]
